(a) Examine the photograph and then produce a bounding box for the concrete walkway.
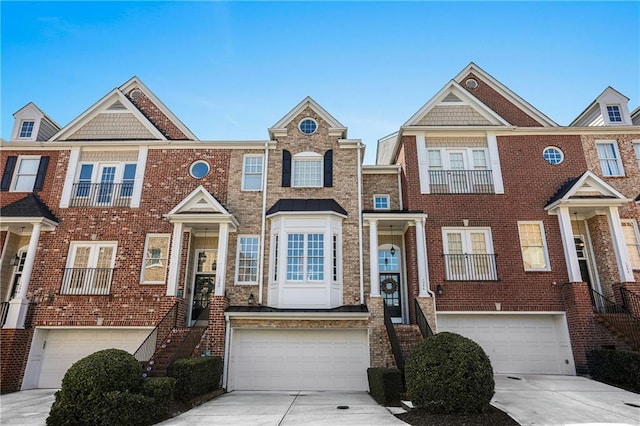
[492,374,640,426]
[0,388,56,425]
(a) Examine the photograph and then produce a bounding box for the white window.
[63,242,117,295]
[517,221,550,271]
[72,162,137,206]
[141,234,170,284]
[19,120,35,138]
[242,155,264,191]
[11,156,40,192]
[633,142,640,168]
[606,105,622,123]
[427,148,492,193]
[442,228,497,280]
[596,141,624,176]
[287,233,324,281]
[621,220,640,269]
[292,152,322,187]
[236,235,259,284]
[374,195,390,210]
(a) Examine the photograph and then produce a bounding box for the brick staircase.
[142,326,206,377]
[594,313,640,351]
[393,324,424,361]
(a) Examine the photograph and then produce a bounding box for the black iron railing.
[414,299,434,338]
[444,254,498,281]
[620,287,640,316]
[61,268,114,295]
[383,303,405,371]
[134,302,179,362]
[1,301,10,327]
[429,170,494,194]
[589,288,640,349]
[70,182,133,207]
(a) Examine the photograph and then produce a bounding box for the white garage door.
[229,329,369,391]
[437,314,575,375]
[38,329,150,388]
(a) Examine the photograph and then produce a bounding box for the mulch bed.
[395,404,519,426]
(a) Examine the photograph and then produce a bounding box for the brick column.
[206,295,229,358]
[560,282,596,374]
[366,296,396,368]
[0,329,34,393]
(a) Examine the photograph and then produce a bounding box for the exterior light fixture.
[390,225,396,256]
[436,285,444,296]
[248,293,255,305]
[9,254,20,266]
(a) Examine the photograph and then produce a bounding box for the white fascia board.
[13,102,61,130]
[0,140,277,150]
[401,126,516,136]
[224,311,370,321]
[545,198,632,213]
[269,96,347,139]
[362,165,400,174]
[163,213,239,230]
[437,311,568,316]
[337,139,362,149]
[363,212,427,222]
[0,217,58,231]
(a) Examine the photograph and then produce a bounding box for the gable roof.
[570,86,631,126]
[1,194,59,223]
[403,80,511,127]
[453,62,558,127]
[164,185,238,229]
[269,97,347,139]
[13,102,61,129]
[545,171,630,211]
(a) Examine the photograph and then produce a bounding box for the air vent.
[465,79,478,89]
[442,92,462,102]
[107,101,127,110]
[130,89,142,100]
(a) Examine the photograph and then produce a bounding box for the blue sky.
[2,1,639,164]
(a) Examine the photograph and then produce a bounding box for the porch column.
[557,207,582,282]
[214,223,229,296]
[415,218,429,296]
[369,219,380,297]
[166,222,184,296]
[4,223,41,329]
[606,206,635,282]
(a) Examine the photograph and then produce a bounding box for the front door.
[380,272,401,318]
[188,249,217,325]
[7,250,27,300]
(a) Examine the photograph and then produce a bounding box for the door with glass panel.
[447,151,468,193]
[65,244,115,294]
[379,248,402,321]
[189,249,216,325]
[444,229,495,280]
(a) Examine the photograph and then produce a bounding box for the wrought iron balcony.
[61,268,114,295]
[444,254,498,281]
[429,170,494,194]
[70,182,134,207]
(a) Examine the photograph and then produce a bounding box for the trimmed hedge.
[169,356,223,402]
[142,377,176,421]
[405,332,495,414]
[589,349,640,393]
[367,367,402,406]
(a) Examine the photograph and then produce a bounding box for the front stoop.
[594,313,640,351]
[143,326,205,377]
[393,324,423,360]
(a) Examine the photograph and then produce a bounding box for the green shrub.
[169,356,223,402]
[142,377,176,420]
[367,367,402,406]
[47,349,155,426]
[589,349,640,393]
[405,332,495,414]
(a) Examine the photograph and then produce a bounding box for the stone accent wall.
[66,113,156,140]
[0,329,33,393]
[417,105,493,126]
[362,173,401,211]
[365,297,396,368]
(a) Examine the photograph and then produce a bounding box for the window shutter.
[1,156,17,191]
[282,150,291,187]
[34,156,49,191]
[323,149,333,187]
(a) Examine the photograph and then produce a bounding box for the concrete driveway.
[0,388,56,425]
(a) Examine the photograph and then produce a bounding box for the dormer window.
[19,121,35,138]
[607,105,622,123]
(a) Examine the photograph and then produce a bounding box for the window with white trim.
[73,162,137,206]
[442,228,497,280]
[11,156,40,191]
[427,148,493,193]
[242,155,264,191]
[287,233,324,281]
[606,105,622,123]
[596,141,624,176]
[633,142,640,168]
[63,242,117,295]
[19,120,35,138]
[141,234,170,284]
[374,195,390,210]
[621,220,640,269]
[236,235,259,284]
[292,152,323,187]
[517,221,550,271]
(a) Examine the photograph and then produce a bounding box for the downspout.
[258,143,269,305]
[357,142,365,304]
[222,315,231,389]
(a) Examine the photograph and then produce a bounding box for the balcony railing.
[1,301,9,327]
[70,182,134,207]
[61,268,114,295]
[444,254,498,281]
[429,170,494,194]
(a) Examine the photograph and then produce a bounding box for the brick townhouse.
[1,63,639,393]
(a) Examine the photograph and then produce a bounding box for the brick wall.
[125,89,189,140]
[0,329,33,393]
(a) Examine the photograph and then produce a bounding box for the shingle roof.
[545,174,584,207]
[266,199,348,216]
[1,194,59,222]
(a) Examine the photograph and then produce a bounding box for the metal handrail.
[414,299,433,338]
[443,254,498,281]
[428,169,494,194]
[620,287,640,316]
[61,268,114,295]
[70,182,134,207]
[589,288,640,349]
[383,303,405,371]
[134,302,179,362]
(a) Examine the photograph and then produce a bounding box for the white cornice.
[362,165,400,174]
[224,311,370,320]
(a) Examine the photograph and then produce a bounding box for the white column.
[4,223,42,329]
[166,222,184,296]
[487,132,504,194]
[369,219,380,297]
[214,223,229,296]
[60,147,80,208]
[131,146,148,208]
[606,206,635,282]
[415,219,429,296]
[415,134,430,194]
[557,207,582,282]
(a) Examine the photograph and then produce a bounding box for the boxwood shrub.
[589,349,640,393]
[367,367,402,406]
[142,377,176,421]
[405,332,495,414]
[169,356,223,402]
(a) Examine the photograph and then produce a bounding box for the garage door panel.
[438,314,573,375]
[230,329,369,391]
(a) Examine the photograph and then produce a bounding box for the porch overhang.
[545,198,632,216]
[163,212,238,231]
[0,217,59,232]
[224,305,370,321]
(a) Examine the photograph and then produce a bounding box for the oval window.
[298,118,318,135]
[543,147,564,165]
[190,161,210,178]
